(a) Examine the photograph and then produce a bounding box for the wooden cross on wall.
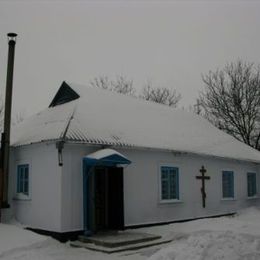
[196,166,210,208]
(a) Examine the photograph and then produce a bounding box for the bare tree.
[111,76,135,96]
[90,76,110,90]
[90,75,136,96]
[91,76,181,107]
[140,82,181,107]
[199,60,260,150]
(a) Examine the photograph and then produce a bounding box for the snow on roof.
[11,100,76,146]
[84,149,129,161]
[11,81,260,163]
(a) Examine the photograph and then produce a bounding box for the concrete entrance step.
[71,236,172,253]
[78,231,161,248]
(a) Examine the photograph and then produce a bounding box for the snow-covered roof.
[11,81,260,163]
[84,149,129,161]
[83,148,131,166]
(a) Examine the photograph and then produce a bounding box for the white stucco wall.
[58,144,260,231]
[60,144,96,232]
[8,143,260,232]
[122,149,260,226]
[9,142,63,232]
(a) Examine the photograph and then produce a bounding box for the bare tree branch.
[91,76,181,108]
[140,82,181,108]
[199,60,260,150]
[90,75,136,96]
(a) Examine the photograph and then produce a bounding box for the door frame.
[82,150,131,236]
[85,165,125,233]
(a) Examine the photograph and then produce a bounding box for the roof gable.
[49,81,80,107]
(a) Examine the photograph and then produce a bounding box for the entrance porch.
[82,149,131,235]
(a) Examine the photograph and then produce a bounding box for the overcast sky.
[0,0,260,118]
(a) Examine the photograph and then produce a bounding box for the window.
[247,172,257,197]
[160,166,179,201]
[222,171,234,198]
[17,164,29,195]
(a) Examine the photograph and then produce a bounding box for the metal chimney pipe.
[0,33,17,211]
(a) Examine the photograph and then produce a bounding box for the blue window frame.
[17,164,29,195]
[161,166,179,200]
[247,172,257,197]
[222,171,234,198]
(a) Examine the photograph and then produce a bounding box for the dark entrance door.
[94,167,107,230]
[94,167,124,232]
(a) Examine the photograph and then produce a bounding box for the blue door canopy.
[83,149,131,167]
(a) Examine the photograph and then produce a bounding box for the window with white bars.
[17,164,29,195]
[160,166,179,201]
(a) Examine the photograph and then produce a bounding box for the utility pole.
[0,33,17,219]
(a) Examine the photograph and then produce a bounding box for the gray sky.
[0,0,260,117]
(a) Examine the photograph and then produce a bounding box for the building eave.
[11,138,260,165]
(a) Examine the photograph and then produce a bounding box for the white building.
[7,81,260,240]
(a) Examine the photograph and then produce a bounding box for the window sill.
[13,193,31,201]
[247,196,259,200]
[159,199,182,204]
[221,198,236,201]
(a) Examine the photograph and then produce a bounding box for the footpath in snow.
[2,207,260,260]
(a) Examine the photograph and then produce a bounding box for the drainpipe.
[56,141,64,166]
[55,106,76,167]
[0,33,17,214]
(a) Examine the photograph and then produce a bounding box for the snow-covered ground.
[2,207,260,260]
